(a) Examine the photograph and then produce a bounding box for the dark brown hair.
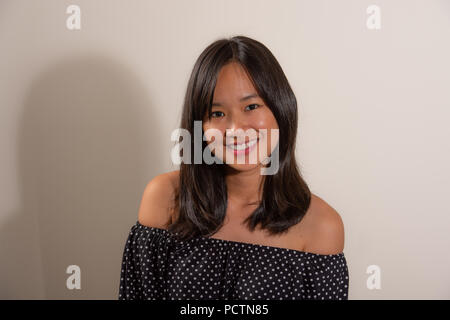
[168,35,311,241]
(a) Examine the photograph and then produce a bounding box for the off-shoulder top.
[118,221,349,300]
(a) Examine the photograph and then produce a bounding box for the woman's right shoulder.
[137,170,179,229]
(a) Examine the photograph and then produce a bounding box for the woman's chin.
[224,162,262,172]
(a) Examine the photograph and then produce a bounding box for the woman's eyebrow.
[212,93,259,107]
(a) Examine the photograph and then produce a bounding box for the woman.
[119,35,349,300]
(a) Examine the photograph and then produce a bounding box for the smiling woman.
[169,36,314,241]
[118,35,349,300]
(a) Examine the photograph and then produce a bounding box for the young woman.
[119,35,349,300]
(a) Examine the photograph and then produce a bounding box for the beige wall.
[0,0,449,299]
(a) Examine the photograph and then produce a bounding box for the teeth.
[227,139,257,150]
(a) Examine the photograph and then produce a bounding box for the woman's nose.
[225,118,257,142]
[226,114,249,133]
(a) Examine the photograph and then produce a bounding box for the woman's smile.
[225,138,259,156]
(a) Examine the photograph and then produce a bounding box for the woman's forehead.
[213,63,257,102]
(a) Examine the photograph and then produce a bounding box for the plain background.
[0,0,449,299]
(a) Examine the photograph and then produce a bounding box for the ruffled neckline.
[134,221,345,258]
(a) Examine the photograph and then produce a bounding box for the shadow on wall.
[0,54,163,299]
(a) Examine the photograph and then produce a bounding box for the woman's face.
[202,62,279,172]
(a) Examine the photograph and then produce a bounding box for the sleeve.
[333,254,349,300]
[302,253,349,300]
[118,222,171,300]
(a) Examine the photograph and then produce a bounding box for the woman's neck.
[225,165,265,206]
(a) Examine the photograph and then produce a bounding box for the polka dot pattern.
[118,221,349,300]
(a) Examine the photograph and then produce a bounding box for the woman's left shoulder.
[303,194,345,255]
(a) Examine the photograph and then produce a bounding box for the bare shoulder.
[301,193,345,255]
[137,170,179,229]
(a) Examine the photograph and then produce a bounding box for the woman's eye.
[245,104,260,111]
[211,111,224,118]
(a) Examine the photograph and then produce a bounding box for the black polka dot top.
[118,221,349,300]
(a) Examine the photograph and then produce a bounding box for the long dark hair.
[168,35,311,241]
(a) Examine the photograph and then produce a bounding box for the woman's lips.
[225,138,259,156]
